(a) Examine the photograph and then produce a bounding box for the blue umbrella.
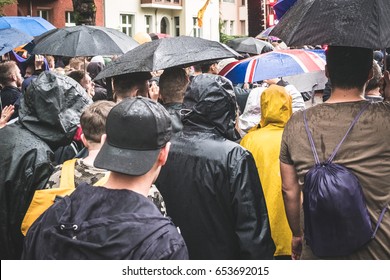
[273,0,298,19]
[0,18,33,56]
[0,16,55,36]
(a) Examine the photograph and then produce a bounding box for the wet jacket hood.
[182,74,240,141]
[260,85,292,128]
[23,184,188,259]
[19,71,92,149]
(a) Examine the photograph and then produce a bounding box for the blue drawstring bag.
[302,103,386,257]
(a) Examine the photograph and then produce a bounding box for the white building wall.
[104,0,220,41]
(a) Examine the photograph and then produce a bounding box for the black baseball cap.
[94,96,172,176]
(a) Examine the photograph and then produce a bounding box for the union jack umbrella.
[219,49,326,84]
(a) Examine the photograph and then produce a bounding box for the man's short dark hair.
[112,72,152,99]
[326,46,373,90]
[199,60,220,73]
[80,100,115,143]
[67,70,87,84]
[159,68,189,103]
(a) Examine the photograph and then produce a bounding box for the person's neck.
[365,87,382,97]
[103,171,155,197]
[83,148,100,166]
[325,87,365,103]
[4,82,18,89]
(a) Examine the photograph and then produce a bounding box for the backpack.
[21,159,108,236]
[302,103,387,257]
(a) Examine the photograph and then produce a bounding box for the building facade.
[2,0,105,28]
[2,0,251,40]
[104,0,221,41]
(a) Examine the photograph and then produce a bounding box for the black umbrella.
[95,36,240,79]
[270,0,390,49]
[31,25,139,57]
[226,37,274,55]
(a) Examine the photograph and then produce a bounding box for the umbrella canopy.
[226,37,274,55]
[0,18,33,55]
[270,0,390,49]
[273,0,298,19]
[31,25,139,57]
[95,36,240,79]
[256,26,277,40]
[0,28,33,56]
[0,16,55,36]
[219,49,326,84]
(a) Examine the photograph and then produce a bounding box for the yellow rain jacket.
[240,85,293,257]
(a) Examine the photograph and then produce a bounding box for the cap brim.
[94,141,160,176]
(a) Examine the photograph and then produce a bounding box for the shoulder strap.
[371,201,390,239]
[303,110,321,165]
[59,158,77,189]
[303,102,370,164]
[327,102,369,163]
[93,172,110,186]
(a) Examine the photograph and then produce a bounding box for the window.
[174,16,180,36]
[65,11,76,27]
[240,20,246,35]
[145,15,152,33]
[230,21,234,35]
[193,17,200,37]
[120,14,134,36]
[37,9,50,21]
[242,0,246,5]
[222,20,228,34]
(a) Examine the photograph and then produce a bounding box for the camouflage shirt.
[45,158,167,216]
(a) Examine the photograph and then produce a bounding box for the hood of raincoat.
[23,183,188,259]
[19,71,92,149]
[259,85,292,128]
[182,74,240,141]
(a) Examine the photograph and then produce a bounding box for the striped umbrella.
[219,49,326,84]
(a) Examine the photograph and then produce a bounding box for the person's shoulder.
[143,221,188,259]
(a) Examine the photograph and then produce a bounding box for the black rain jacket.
[0,72,91,259]
[22,183,188,260]
[156,74,275,259]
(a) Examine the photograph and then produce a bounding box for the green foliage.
[0,0,17,16]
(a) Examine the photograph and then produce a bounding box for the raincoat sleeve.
[230,148,276,259]
[285,84,305,112]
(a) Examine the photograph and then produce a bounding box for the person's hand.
[149,81,160,102]
[34,55,45,71]
[383,70,390,102]
[291,236,303,260]
[0,105,15,128]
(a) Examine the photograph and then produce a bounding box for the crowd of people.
[0,39,389,260]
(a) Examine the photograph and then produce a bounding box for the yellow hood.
[260,85,292,128]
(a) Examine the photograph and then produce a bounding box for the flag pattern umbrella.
[219,49,326,84]
[0,16,55,36]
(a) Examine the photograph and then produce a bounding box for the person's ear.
[80,133,89,148]
[157,142,171,166]
[100,134,107,146]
